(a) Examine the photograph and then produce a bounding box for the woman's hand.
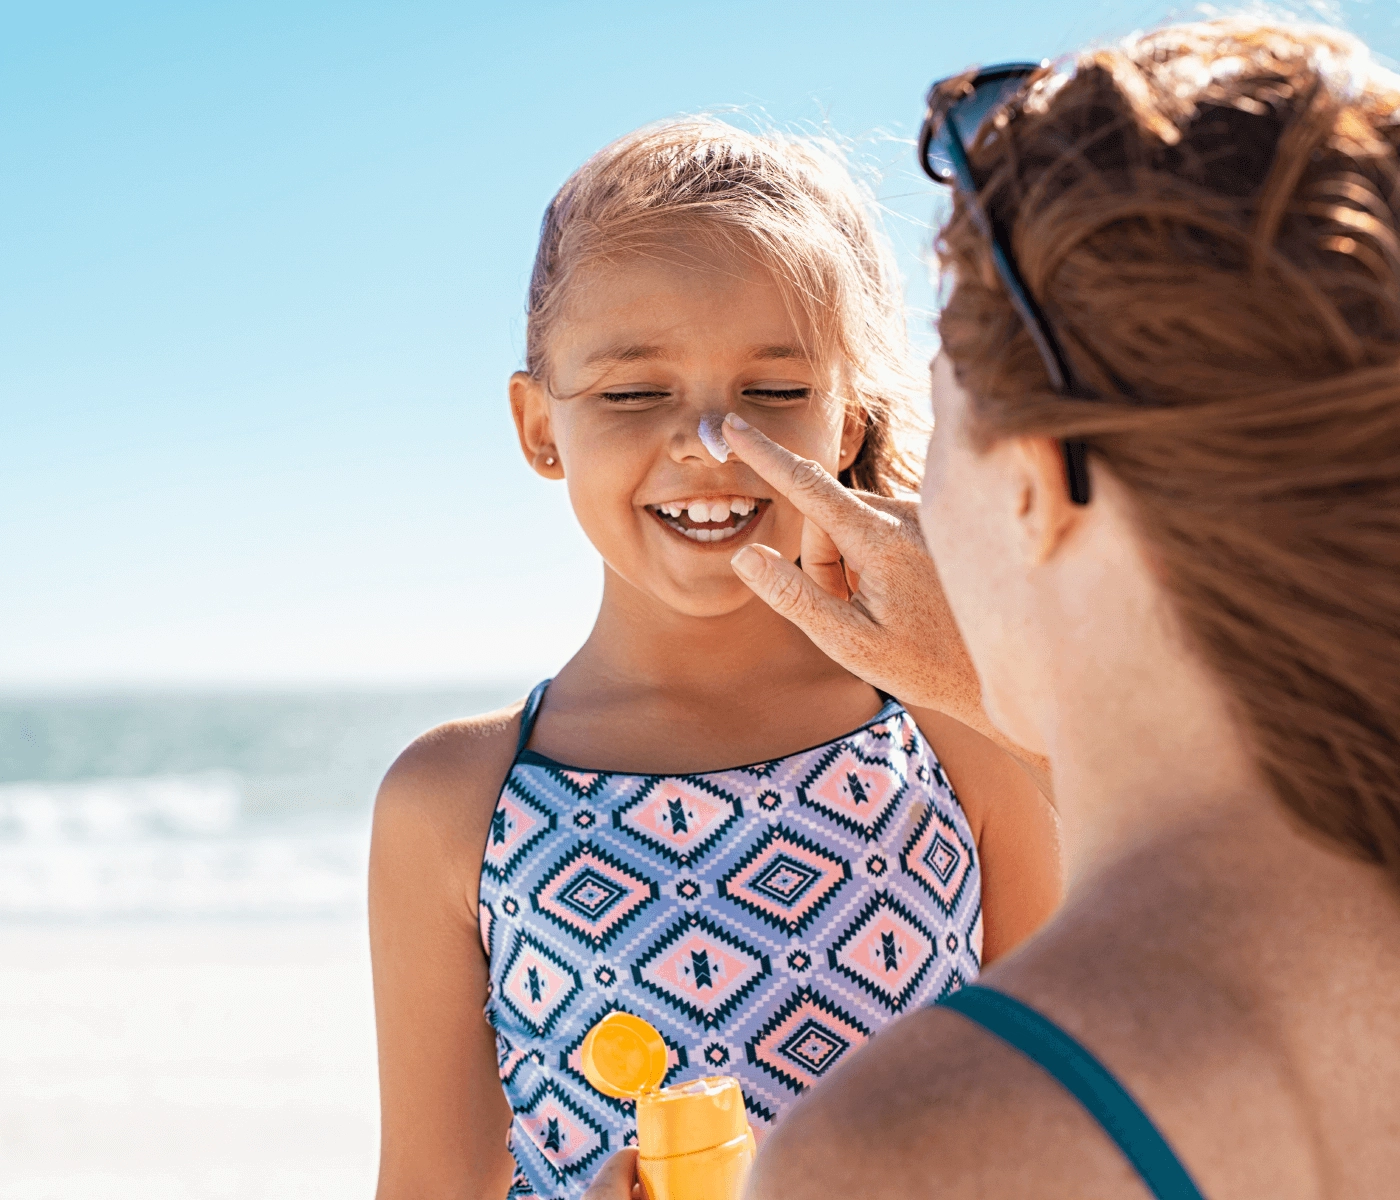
[582,1149,643,1200]
[724,415,980,722]
[722,415,1049,792]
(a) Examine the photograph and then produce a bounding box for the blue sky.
[4,0,1396,688]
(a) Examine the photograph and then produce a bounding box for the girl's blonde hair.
[524,117,926,496]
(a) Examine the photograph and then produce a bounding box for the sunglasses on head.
[919,62,1092,505]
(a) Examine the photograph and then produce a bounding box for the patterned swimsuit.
[478,682,983,1199]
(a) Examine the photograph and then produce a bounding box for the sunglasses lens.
[925,71,1035,181]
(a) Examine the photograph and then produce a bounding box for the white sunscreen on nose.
[698,414,730,463]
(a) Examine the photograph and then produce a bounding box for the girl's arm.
[370,708,524,1200]
[907,707,1063,965]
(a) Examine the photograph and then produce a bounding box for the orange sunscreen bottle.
[581,1011,757,1200]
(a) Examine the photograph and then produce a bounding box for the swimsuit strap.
[515,679,552,757]
[938,985,1206,1200]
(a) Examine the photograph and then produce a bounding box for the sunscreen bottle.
[581,1011,756,1200]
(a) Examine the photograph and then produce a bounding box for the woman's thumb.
[731,544,851,635]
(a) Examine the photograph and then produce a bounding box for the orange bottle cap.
[580,1012,669,1100]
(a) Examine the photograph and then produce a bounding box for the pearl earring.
[545,456,556,466]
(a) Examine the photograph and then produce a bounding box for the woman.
[592,16,1400,1199]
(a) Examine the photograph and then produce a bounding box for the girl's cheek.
[751,410,844,471]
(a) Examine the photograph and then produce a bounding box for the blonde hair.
[525,117,925,495]
[938,19,1400,882]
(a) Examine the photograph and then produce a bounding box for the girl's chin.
[659,583,764,619]
[626,571,768,619]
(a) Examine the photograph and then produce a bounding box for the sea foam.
[0,775,367,919]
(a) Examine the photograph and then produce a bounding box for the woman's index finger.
[721,414,882,546]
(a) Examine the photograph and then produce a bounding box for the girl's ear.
[838,405,868,473]
[509,371,565,479]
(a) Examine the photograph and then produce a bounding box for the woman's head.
[511,118,924,616]
[925,20,1400,878]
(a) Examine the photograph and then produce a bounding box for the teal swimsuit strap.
[938,985,1207,1200]
[514,679,552,757]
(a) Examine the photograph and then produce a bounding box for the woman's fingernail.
[731,546,764,579]
[723,413,750,430]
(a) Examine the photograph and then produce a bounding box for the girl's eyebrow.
[750,344,808,362]
[583,343,670,367]
[580,342,809,367]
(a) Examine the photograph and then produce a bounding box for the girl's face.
[512,246,862,617]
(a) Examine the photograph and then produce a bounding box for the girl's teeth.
[655,498,759,536]
[684,525,740,543]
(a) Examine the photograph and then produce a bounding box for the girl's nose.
[672,410,730,466]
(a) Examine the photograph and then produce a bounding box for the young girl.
[369,119,1061,1200]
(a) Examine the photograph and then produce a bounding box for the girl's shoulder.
[902,706,1034,839]
[371,695,531,913]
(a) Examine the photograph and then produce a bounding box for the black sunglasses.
[919,63,1092,505]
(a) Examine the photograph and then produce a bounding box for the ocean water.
[0,685,526,920]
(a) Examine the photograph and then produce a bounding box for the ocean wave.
[0,776,368,919]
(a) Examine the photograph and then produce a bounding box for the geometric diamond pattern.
[631,913,771,1030]
[515,1079,609,1182]
[899,801,975,915]
[612,777,743,866]
[546,766,609,802]
[744,986,870,1093]
[480,683,983,1200]
[796,742,905,841]
[531,843,659,951]
[483,778,559,882]
[500,930,583,1037]
[479,900,496,959]
[717,825,851,936]
[826,891,937,1012]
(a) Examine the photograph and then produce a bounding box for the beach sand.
[0,918,379,1199]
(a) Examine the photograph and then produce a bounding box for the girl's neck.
[566,566,848,699]
[533,567,880,773]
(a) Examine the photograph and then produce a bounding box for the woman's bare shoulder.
[371,697,529,909]
[749,943,1321,1200]
[747,1001,1137,1200]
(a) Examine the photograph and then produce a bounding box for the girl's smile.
[646,495,770,546]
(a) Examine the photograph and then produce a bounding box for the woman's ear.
[838,406,868,473]
[509,371,564,479]
[1011,435,1084,564]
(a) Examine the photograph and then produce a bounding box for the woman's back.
[755,804,1400,1197]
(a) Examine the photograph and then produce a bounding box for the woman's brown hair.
[938,19,1400,879]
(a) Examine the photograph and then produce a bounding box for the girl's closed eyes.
[593,383,814,404]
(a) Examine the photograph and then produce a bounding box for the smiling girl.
[369,119,1061,1200]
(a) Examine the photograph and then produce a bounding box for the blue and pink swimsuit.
[478,682,982,1198]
